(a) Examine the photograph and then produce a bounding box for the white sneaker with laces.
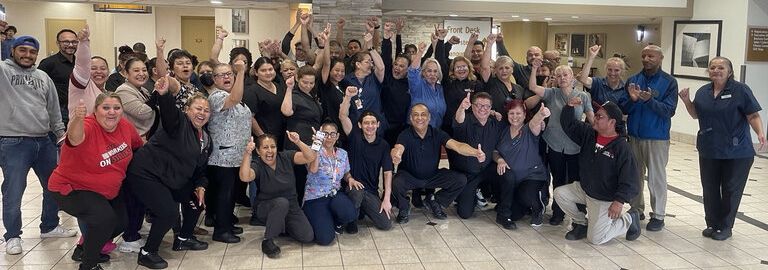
[476,190,488,207]
[119,238,145,253]
[5,237,22,255]
[40,225,78,238]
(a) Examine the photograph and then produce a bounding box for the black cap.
[593,101,625,134]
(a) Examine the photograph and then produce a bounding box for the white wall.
[113,13,157,60]
[213,6,290,64]
[746,0,768,142]
[660,0,751,139]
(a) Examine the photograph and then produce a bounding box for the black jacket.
[561,106,638,203]
[128,92,211,190]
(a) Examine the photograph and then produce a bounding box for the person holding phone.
[123,77,212,269]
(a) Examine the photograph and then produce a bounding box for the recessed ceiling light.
[210,0,222,3]
[510,15,519,18]
[571,15,580,19]
[522,19,530,22]
[406,9,412,13]
[449,14,458,17]
[544,18,552,21]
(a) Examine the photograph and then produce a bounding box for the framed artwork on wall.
[671,20,722,80]
[570,34,586,57]
[554,33,569,56]
[232,9,248,34]
[588,33,606,58]
[233,39,248,49]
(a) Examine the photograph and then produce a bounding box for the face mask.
[200,72,214,87]
[536,75,548,86]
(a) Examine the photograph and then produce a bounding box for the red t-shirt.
[49,115,144,199]
[596,134,618,149]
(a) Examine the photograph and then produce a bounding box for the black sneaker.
[71,245,110,263]
[424,195,447,220]
[549,215,563,226]
[231,226,244,235]
[711,228,732,241]
[496,216,517,230]
[212,232,241,243]
[250,215,265,226]
[639,212,645,220]
[346,221,359,234]
[262,239,281,258]
[137,249,168,269]
[530,211,543,227]
[173,236,208,251]
[626,210,641,241]
[702,227,716,237]
[646,218,664,231]
[78,264,104,270]
[334,224,344,235]
[565,223,588,240]
[396,209,410,224]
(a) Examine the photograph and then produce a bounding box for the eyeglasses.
[473,103,491,110]
[454,65,469,70]
[595,114,608,120]
[58,40,79,45]
[323,132,339,138]
[214,72,233,78]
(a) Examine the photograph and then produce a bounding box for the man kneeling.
[554,98,641,245]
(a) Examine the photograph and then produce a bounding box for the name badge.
[721,94,732,99]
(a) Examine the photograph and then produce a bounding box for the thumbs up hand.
[74,99,87,120]
[475,143,486,163]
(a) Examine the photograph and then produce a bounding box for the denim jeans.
[0,136,61,240]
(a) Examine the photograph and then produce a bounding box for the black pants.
[124,173,202,252]
[699,156,754,230]
[52,190,126,269]
[547,150,579,219]
[346,187,392,230]
[496,169,547,220]
[392,169,467,212]
[207,166,239,236]
[121,185,145,242]
[455,165,498,219]
[294,165,308,204]
[256,197,313,242]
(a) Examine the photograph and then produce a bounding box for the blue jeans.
[0,136,61,240]
[302,192,357,245]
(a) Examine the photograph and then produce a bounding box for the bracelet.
[374,26,380,29]
[367,47,374,52]
[317,46,325,49]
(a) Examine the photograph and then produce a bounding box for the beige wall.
[501,22,548,64]
[213,6,290,64]
[155,7,215,56]
[546,24,661,77]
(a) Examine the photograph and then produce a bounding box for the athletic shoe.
[40,225,77,238]
[565,223,588,240]
[626,210,641,241]
[119,238,145,253]
[71,245,110,262]
[172,236,208,251]
[476,190,488,207]
[5,237,22,255]
[262,239,280,258]
[137,248,168,269]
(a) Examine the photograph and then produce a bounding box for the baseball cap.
[593,100,624,132]
[12,36,39,51]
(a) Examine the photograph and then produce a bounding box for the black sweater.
[128,92,211,190]
[561,106,638,203]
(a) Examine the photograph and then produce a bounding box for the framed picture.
[672,20,722,80]
[570,34,585,57]
[554,33,569,56]
[588,33,606,58]
[233,39,248,49]
[232,9,248,33]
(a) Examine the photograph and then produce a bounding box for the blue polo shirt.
[341,72,384,123]
[587,76,628,112]
[396,125,450,179]
[347,128,393,195]
[693,79,762,159]
[407,66,447,128]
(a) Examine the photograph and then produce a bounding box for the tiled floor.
[1,141,768,270]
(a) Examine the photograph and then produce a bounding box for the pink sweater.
[68,40,104,119]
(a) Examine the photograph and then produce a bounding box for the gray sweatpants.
[628,137,669,220]
[554,182,633,245]
[346,187,392,231]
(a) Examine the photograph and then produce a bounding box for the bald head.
[641,45,664,73]
[526,46,543,65]
[544,50,561,66]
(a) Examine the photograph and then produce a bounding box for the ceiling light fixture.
[406,9,412,13]
[449,14,458,17]
[210,0,222,4]
[544,18,552,21]
[571,15,580,19]
[522,19,530,22]
[510,15,519,18]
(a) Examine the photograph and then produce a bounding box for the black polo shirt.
[450,113,501,174]
[396,125,450,179]
[347,128,393,195]
[442,78,485,134]
[38,52,75,108]
[483,76,526,113]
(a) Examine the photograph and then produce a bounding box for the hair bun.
[118,45,134,54]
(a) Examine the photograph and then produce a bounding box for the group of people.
[0,11,765,270]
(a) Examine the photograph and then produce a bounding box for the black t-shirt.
[381,74,410,126]
[484,76,526,113]
[285,88,322,150]
[318,79,344,127]
[38,52,75,108]
[105,72,125,92]
[442,78,485,134]
[347,129,393,195]
[396,125,450,179]
[243,79,287,141]
[450,113,501,174]
[251,150,297,201]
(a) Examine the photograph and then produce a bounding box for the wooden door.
[181,16,215,64]
[45,19,86,57]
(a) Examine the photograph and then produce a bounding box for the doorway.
[45,19,86,57]
[181,16,215,65]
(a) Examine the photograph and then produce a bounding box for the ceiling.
[17,0,299,9]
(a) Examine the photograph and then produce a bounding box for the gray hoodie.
[0,59,65,138]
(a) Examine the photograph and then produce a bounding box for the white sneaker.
[119,238,145,253]
[476,190,488,207]
[40,225,78,238]
[5,237,22,255]
[138,223,151,235]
